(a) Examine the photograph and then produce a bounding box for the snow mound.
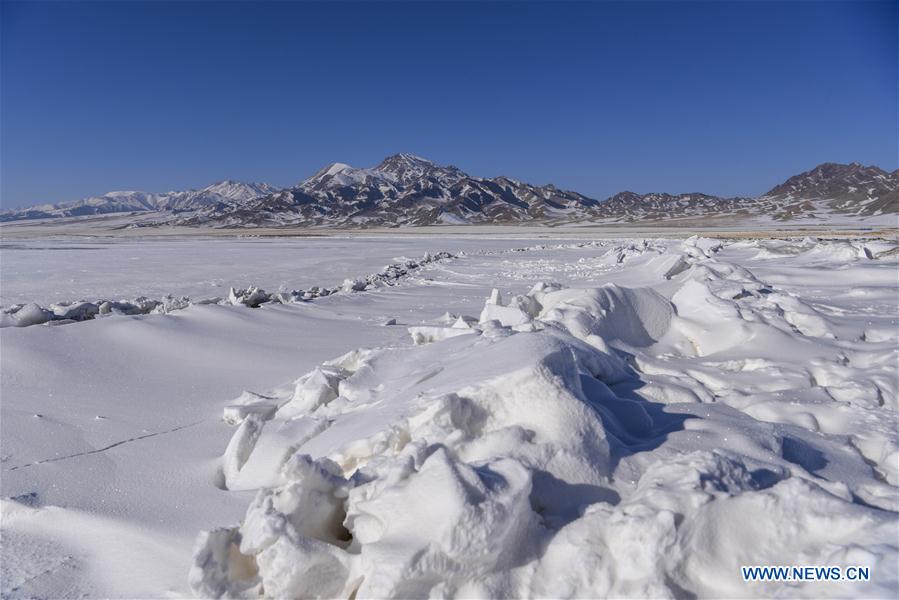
[190,275,897,598]
[537,284,673,348]
[192,325,617,598]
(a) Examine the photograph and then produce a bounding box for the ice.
[0,245,458,328]
[407,325,478,345]
[5,302,53,327]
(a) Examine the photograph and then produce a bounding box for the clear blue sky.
[1,0,896,208]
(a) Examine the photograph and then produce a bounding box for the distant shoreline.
[1,220,896,242]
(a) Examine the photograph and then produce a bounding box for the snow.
[0,238,532,307]
[323,163,352,176]
[302,163,390,190]
[1,234,897,598]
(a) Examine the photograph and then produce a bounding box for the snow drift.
[190,240,898,598]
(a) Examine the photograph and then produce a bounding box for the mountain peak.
[200,180,278,201]
[374,153,436,174]
[373,153,467,188]
[317,163,354,178]
[764,161,896,199]
[378,153,434,166]
[203,179,237,192]
[300,161,387,192]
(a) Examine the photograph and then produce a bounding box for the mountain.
[588,192,748,223]
[2,156,896,227]
[0,180,279,222]
[175,153,601,227]
[757,162,898,220]
[569,162,898,225]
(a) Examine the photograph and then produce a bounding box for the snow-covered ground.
[1,235,897,598]
[0,238,536,307]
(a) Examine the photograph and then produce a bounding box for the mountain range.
[2,155,896,227]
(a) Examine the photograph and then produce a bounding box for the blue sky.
[1,0,896,208]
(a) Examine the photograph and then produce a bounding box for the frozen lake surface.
[1,235,897,598]
[0,237,544,307]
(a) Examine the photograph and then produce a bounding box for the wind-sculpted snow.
[189,237,898,598]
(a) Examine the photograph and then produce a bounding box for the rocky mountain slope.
[584,163,898,225]
[2,156,896,227]
[759,162,898,220]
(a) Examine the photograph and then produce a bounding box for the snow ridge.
[0,251,457,328]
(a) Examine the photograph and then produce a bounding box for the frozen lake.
[0,237,552,307]
[2,235,897,598]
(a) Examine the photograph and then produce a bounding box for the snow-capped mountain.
[1,191,160,222]
[300,155,467,192]
[0,180,279,222]
[176,153,600,227]
[2,156,895,227]
[177,155,896,228]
